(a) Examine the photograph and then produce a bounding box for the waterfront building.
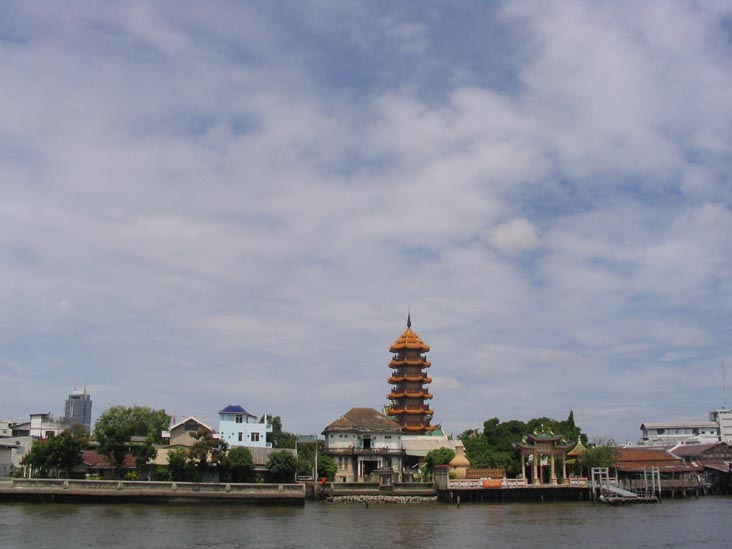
[27,413,64,439]
[63,388,92,431]
[616,446,700,479]
[709,407,732,443]
[385,315,436,434]
[515,433,575,485]
[218,405,272,448]
[0,420,12,438]
[162,416,216,447]
[639,421,719,446]
[322,407,404,483]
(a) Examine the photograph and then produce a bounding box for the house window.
[385,435,392,439]
[236,415,243,424]
[238,433,243,441]
[184,420,199,432]
[251,433,260,442]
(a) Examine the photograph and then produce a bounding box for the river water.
[2,497,731,548]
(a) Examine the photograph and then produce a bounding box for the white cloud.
[1,1,731,443]
[484,218,540,254]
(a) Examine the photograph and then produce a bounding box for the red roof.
[616,447,700,473]
[82,450,136,469]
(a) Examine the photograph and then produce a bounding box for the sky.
[2,0,732,444]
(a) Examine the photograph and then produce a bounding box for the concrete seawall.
[0,479,305,506]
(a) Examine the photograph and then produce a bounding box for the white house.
[29,413,64,439]
[322,407,404,483]
[640,421,719,446]
[218,405,272,448]
[709,407,732,443]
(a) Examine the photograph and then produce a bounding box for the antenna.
[722,360,728,407]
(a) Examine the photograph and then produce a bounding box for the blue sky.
[2,0,732,443]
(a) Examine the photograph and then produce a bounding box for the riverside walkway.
[0,479,305,505]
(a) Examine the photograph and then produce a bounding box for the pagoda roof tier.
[402,424,437,433]
[388,374,432,384]
[389,358,431,368]
[387,391,433,400]
[386,406,433,415]
[389,327,430,353]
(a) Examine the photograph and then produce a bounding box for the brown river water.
[2,497,731,548]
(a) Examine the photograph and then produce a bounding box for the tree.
[167,447,190,481]
[23,439,52,478]
[94,405,171,474]
[189,431,229,480]
[228,446,255,483]
[267,451,297,482]
[424,447,456,475]
[94,405,171,444]
[22,428,87,478]
[579,438,621,473]
[296,442,337,480]
[260,414,296,448]
[131,437,157,480]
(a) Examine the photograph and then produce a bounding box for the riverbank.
[0,478,305,505]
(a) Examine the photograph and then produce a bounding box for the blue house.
[218,405,272,448]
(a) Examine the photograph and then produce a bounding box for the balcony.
[325,445,405,456]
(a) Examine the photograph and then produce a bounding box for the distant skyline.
[2,1,731,443]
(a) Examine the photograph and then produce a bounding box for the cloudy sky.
[2,0,731,443]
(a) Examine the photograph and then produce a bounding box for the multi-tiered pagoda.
[385,315,436,434]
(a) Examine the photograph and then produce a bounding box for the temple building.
[516,433,576,485]
[385,315,436,434]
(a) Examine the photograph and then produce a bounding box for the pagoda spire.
[407,311,411,328]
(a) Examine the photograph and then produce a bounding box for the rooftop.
[219,405,256,417]
[323,408,403,434]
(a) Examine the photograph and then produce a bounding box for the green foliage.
[94,405,171,472]
[296,442,337,480]
[131,437,157,479]
[166,447,191,481]
[228,446,255,482]
[460,412,588,477]
[94,405,171,444]
[267,450,297,482]
[22,428,88,478]
[425,447,456,472]
[579,438,621,471]
[260,414,296,448]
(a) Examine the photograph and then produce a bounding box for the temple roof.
[389,317,431,353]
[322,408,403,434]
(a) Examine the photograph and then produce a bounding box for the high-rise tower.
[385,315,435,434]
[64,387,92,431]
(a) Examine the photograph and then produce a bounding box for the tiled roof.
[618,447,679,462]
[670,443,723,457]
[389,327,430,353]
[82,450,136,469]
[322,408,402,434]
[616,447,700,473]
[219,405,256,416]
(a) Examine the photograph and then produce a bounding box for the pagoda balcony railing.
[387,390,433,400]
[388,375,432,384]
[387,404,431,413]
[325,446,405,456]
[389,357,431,368]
